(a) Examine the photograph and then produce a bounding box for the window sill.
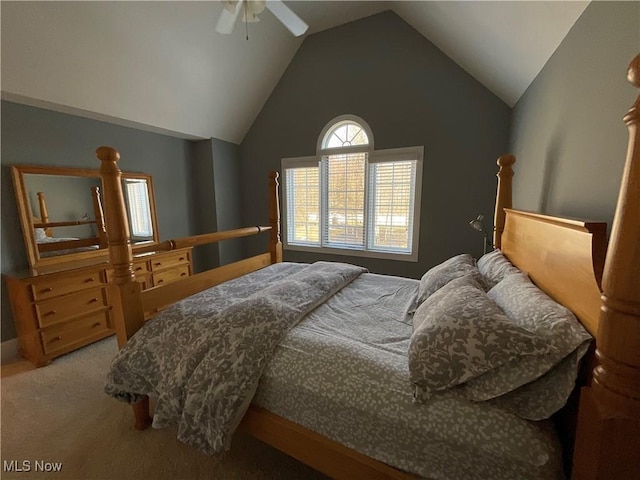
[284,243,418,262]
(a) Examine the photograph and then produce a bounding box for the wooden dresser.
[4,247,192,367]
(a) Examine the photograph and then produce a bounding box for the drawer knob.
[181,272,187,277]
[40,287,54,293]
[49,336,62,343]
[92,322,101,328]
[179,257,185,261]
[157,280,164,284]
[44,310,57,316]
[154,262,161,266]
[85,277,96,283]
[89,298,99,303]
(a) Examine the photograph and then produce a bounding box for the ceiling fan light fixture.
[216,0,308,37]
[247,0,266,16]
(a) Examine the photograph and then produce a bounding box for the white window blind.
[285,165,320,246]
[282,116,422,262]
[322,153,366,249]
[124,179,153,238]
[367,160,416,253]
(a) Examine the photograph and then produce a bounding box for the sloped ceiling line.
[1,1,589,144]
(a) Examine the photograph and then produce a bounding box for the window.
[282,115,422,261]
[123,178,153,239]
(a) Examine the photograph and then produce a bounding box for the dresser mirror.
[11,165,159,271]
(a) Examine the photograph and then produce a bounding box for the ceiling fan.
[216,0,309,37]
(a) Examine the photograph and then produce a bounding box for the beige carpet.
[1,337,327,479]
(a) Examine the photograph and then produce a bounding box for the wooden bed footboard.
[97,146,282,348]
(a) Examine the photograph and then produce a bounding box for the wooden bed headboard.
[500,209,606,337]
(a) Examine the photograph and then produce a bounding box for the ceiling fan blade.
[216,1,242,35]
[265,0,308,37]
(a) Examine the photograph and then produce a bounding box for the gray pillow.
[486,343,589,420]
[462,272,592,412]
[416,254,484,304]
[409,275,554,402]
[476,249,520,289]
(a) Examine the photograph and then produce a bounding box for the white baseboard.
[1,338,19,364]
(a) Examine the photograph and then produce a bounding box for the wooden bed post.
[97,146,151,430]
[37,192,52,237]
[572,54,640,480]
[493,154,515,249]
[91,186,108,248]
[269,171,283,263]
[96,147,145,347]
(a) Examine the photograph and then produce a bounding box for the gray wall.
[240,11,511,279]
[212,139,243,265]
[1,100,197,341]
[189,139,220,272]
[510,1,640,228]
[188,137,243,270]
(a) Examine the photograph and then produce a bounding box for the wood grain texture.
[97,146,145,348]
[132,226,271,255]
[3,264,116,366]
[269,171,283,263]
[573,53,640,480]
[501,209,606,337]
[493,154,515,249]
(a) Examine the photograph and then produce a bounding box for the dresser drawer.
[152,265,190,286]
[40,310,111,355]
[35,287,109,328]
[31,269,106,301]
[150,251,190,271]
[106,259,149,283]
[132,258,150,275]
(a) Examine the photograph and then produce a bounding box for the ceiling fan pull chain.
[244,1,249,41]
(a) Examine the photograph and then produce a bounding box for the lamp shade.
[469,214,486,233]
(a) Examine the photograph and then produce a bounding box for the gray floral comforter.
[104,261,366,454]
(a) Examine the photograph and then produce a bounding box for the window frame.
[122,178,154,241]
[282,146,423,263]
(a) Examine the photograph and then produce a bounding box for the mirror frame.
[11,164,160,272]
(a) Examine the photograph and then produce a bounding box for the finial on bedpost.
[627,54,640,88]
[96,146,145,348]
[268,171,283,263]
[493,154,515,249]
[573,53,640,479]
[624,54,640,124]
[97,146,134,284]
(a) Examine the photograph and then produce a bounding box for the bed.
[98,54,640,480]
[32,187,108,256]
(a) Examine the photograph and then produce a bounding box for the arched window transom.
[322,121,369,150]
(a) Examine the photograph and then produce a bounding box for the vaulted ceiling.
[1,1,589,144]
